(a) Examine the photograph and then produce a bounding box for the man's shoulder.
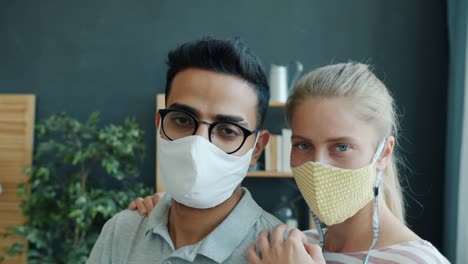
[240,195,282,231]
[256,209,283,229]
[103,209,150,237]
[237,188,283,230]
[113,209,146,224]
[87,210,157,263]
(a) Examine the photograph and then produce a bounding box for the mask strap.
[254,132,260,147]
[157,124,163,139]
[362,170,384,264]
[371,138,387,165]
[310,211,325,247]
[363,138,386,263]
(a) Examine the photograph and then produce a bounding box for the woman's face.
[290,96,381,169]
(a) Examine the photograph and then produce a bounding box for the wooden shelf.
[268,101,286,107]
[247,171,293,178]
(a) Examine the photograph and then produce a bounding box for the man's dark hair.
[165,37,270,128]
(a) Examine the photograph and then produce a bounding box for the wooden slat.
[156,94,165,192]
[0,104,27,109]
[0,150,27,161]
[0,182,25,202]
[0,202,23,213]
[0,212,25,228]
[0,171,28,180]
[0,123,28,134]
[0,94,35,264]
[0,161,28,169]
[0,115,29,122]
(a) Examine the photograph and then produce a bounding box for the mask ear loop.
[252,131,260,150]
[363,138,387,263]
[371,138,387,165]
[362,170,384,263]
[311,211,325,247]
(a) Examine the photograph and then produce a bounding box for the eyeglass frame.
[158,108,260,154]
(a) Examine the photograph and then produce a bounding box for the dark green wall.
[0,0,448,252]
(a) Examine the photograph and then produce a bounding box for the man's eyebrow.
[167,103,249,126]
[167,103,199,116]
[215,114,246,125]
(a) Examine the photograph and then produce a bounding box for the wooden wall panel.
[0,94,35,264]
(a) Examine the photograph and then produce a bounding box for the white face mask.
[157,131,257,209]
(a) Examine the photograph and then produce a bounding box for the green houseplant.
[1,112,153,264]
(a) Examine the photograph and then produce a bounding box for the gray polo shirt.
[87,188,282,264]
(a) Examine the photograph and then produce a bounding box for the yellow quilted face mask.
[292,141,386,226]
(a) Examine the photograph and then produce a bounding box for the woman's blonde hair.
[286,62,405,222]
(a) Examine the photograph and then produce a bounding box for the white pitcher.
[269,61,303,103]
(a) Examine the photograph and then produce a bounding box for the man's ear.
[376,136,395,171]
[250,130,270,167]
[156,111,161,128]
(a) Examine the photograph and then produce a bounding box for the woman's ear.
[250,130,270,167]
[376,136,395,171]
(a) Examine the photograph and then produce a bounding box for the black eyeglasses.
[159,109,259,154]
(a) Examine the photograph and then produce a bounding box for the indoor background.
[0,0,466,263]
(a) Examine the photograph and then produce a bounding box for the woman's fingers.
[143,196,155,215]
[135,197,147,216]
[128,192,164,217]
[257,229,271,256]
[128,201,137,210]
[248,227,322,264]
[303,243,320,255]
[246,244,262,264]
[152,192,164,205]
[271,224,287,247]
[287,228,307,243]
[303,243,326,263]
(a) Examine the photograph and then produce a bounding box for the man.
[87,37,282,263]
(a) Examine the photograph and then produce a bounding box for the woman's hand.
[247,224,325,264]
[127,192,165,216]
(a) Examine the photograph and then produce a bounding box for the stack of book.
[264,129,292,173]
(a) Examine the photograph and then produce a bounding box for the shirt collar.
[145,193,173,248]
[197,188,262,263]
[145,188,263,263]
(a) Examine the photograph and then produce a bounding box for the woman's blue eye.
[336,144,350,152]
[297,143,311,150]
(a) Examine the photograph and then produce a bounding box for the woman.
[130,62,448,263]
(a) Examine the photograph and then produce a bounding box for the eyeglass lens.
[162,110,247,153]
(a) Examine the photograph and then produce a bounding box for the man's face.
[161,68,260,157]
